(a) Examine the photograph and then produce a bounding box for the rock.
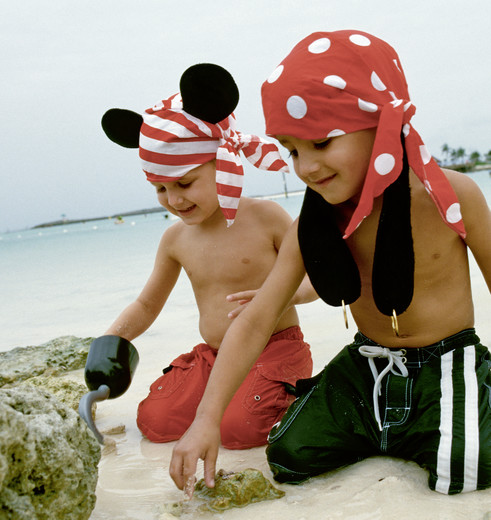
[18,376,90,412]
[0,336,94,388]
[194,468,285,512]
[0,386,101,520]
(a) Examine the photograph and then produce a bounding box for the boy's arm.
[169,219,306,493]
[105,229,182,340]
[452,171,491,291]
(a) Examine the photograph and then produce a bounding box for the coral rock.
[0,386,101,520]
[194,468,285,512]
[0,336,93,388]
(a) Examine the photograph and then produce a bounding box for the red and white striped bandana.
[261,30,466,238]
[139,93,289,227]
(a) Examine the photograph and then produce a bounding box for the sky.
[1,0,490,232]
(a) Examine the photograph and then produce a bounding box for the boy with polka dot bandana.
[170,31,490,496]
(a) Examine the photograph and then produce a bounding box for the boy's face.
[277,128,376,206]
[150,161,220,225]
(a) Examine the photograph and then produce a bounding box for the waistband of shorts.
[269,325,304,344]
[351,328,481,367]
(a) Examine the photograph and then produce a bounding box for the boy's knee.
[136,396,190,443]
[266,439,313,484]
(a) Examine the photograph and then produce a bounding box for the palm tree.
[469,151,481,168]
[441,143,450,165]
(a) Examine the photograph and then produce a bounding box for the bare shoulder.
[155,220,186,259]
[238,197,292,225]
[441,168,486,201]
[441,168,489,226]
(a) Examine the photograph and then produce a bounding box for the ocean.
[0,192,306,352]
[1,170,490,353]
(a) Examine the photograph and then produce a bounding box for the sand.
[84,255,490,520]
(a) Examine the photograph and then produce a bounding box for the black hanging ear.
[180,63,239,124]
[372,139,414,316]
[298,187,361,307]
[101,108,143,149]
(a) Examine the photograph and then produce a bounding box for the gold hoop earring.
[342,300,349,329]
[391,309,400,337]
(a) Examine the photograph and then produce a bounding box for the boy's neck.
[335,196,383,231]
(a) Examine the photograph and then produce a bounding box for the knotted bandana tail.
[141,94,288,226]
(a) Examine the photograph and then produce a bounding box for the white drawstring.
[358,345,408,431]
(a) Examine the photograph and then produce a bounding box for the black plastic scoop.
[78,336,139,444]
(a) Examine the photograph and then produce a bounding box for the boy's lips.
[314,173,336,186]
[176,204,197,216]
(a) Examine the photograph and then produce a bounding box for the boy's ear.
[180,63,239,124]
[101,108,143,149]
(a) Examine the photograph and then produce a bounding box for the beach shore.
[83,253,490,520]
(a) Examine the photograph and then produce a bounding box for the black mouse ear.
[180,63,239,124]
[101,108,143,149]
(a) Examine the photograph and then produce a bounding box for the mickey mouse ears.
[101,63,240,148]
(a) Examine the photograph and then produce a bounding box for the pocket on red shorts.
[242,364,299,415]
[147,357,196,399]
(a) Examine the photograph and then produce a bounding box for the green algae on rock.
[194,468,285,512]
[18,375,91,412]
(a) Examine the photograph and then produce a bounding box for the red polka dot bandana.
[261,30,466,238]
[140,93,289,227]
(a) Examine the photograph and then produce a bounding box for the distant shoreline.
[32,206,168,229]
[31,190,306,230]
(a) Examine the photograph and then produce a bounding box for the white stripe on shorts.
[435,351,453,494]
[462,346,479,492]
[435,346,479,494]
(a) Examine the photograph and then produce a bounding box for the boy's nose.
[166,190,184,207]
[296,151,320,181]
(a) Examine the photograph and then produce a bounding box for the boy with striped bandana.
[170,32,490,495]
[99,64,314,449]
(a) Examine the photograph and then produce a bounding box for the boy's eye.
[288,149,298,158]
[313,139,331,150]
[178,181,192,188]
[156,185,166,193]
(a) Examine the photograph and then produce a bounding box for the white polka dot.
[308,38,331,53]
[404,101,412,112]
[349,34,371,46]
[419,145,431,165]
[323,75,346,89]
[327,129,346,137]
[446,203,462,224]
[403,124,410,137]
[267,65,284,83]
[374,153,396,175]
[424,180,432,193]
[391,99,403,108]
[371,71,386,91]
[358,98,378,113]
[393,59,402,72]
[286,95,308,119]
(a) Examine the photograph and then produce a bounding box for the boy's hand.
[169,417,221,497]
[226,290,258,319]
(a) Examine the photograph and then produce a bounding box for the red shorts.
[136,326,312,449]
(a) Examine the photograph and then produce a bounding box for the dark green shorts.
[266,328,491,495]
